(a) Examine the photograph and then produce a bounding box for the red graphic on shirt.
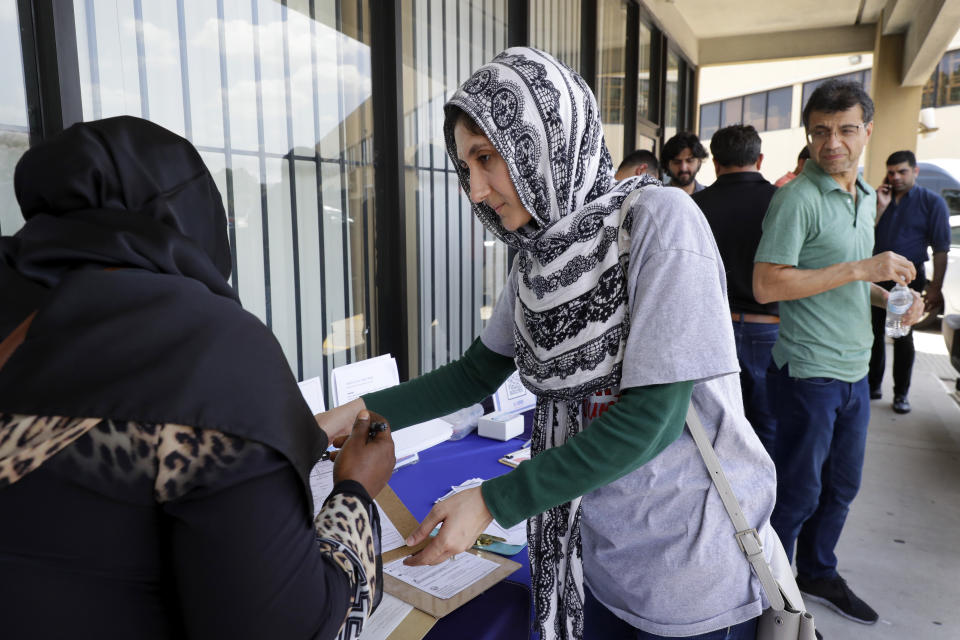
[583,387,620,420]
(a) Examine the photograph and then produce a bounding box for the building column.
[865,24,923,186]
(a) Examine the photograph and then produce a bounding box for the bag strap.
[0,311,38,372]
[685,403,787,611]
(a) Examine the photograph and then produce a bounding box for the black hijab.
[0,116,325,512]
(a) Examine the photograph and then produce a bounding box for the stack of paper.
[330,354,399,407]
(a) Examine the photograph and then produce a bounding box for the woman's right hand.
[331,410,395,498]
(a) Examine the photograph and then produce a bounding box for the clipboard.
[373,486,521,639]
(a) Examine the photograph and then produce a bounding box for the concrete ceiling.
[677,0,885,39]
[644,0,960,86]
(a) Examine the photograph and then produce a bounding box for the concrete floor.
[806,329,960,640]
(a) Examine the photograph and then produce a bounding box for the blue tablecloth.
[388,432,533,639]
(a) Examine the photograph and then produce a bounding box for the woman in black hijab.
[0,116,394,639]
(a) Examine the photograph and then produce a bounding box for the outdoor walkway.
[808,329,960,640]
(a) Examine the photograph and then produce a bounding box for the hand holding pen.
[330,410,395,498]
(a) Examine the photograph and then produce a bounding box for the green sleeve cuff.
[362,337,516,429]
[481,380,694,528]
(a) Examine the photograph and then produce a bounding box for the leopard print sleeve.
[314,488,381,640]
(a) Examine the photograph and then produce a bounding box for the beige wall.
[695,31,960,189]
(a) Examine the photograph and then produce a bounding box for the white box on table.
[477,411,524,441]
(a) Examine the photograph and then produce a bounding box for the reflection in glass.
[663,49,679,142]
[0,0,29,236]
[597,0,627,164]
[743,92,765,130]
[636,20,652,123]
[720,96,742,127]
[699,102,720,142]
[530,0,581,73]
[72,0,376,403]
[765,87,792,131]
[400,0,509,375]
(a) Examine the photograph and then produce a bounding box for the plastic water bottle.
[885,284,913,338]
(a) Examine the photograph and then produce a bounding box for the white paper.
[297,377,325,414]
[434,477,484,503]
[493,370,536,413]
[391,418,453,459]
[330,354,399,407]
[384,553,500,599]
[309,460,405,553]
[484,519,527,546]
[357,593,413,640]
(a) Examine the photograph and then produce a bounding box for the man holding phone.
[870,150,952,413]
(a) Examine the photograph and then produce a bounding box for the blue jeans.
[732,319,778,457]
[584,588,759,640]
[767,362,870,580]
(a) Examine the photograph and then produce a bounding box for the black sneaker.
[797,574,878,625]
[869,387,882,400]
[893,395,911,414]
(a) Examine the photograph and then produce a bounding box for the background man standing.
[869,150,952,413]
[661,132,708,194]
[753,79,923,626]
[693,124,778,455]
[615,149,659,180]
[775,147,810,187]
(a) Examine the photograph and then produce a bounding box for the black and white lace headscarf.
[444,48,660,639]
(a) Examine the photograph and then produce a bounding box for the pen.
[368,420,389,441]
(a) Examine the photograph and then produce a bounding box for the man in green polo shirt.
[753,79,923,626]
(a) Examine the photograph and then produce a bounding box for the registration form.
[384,553,500,599]
[309,460,405,552]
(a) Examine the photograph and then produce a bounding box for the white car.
[917,160,960,385]
[916,161,960,327]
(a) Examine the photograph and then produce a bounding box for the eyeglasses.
[806,123,866,144]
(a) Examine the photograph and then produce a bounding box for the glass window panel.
[699,102,720,141]
[941,51,960,106]
[529,0,581,72]
[140,1,185,136]
[801,78,822,115]
[720,96,742,127]
[257,0,290,155]
[663,49,679,141]
[293,159,325,377]
[183,0,224,148]
[598,0,627,164]
[636,20,652,122]
[266,157,298,373]
[287,1,316,154]
[0,0,28,237]
[72,1,376,394]
[743,92,766,130]
[765,87,792,131]
[74,0,142,119]
[222,1,259,153]
[636,134,656,153]
[401,0,508,374]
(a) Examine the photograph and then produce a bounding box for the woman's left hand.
[402,487,493,566]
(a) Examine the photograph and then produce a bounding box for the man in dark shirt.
[870,150,952,413]
[693,124,778,454]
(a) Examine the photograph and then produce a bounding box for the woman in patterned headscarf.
[322,47,777,640]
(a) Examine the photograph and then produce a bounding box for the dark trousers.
[868,276,925,397]
[584,587,758,640]
[732,319,778,457]
[767,362,870,581]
